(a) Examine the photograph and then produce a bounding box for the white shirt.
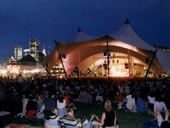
[126,95,136,111]
[57,100,66,109]
[154,101,167,112]
[148,96,155,104]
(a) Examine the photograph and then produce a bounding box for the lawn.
[76,103,153,128]
[0,103,153,128]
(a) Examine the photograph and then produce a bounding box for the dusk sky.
[0,0,170,61]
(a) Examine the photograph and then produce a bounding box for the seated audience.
[147,93,156,113]
[160,111,170,128]
[78,88,93,104]
[36,94,44,119]
[57,94,66,117]
[95,92,104,104]
[44,108,60,128]
[136,96,147,113]
[26,95,37,118]
[100,100,119,128]
[16,94,28,118]
[153,96,167,112]
[60,108,82,128]
[144,110,170,128]
[125,94,136,112]
[83,114,101,128]
[115,91,124,109]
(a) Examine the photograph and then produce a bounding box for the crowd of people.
[0,75,170,127]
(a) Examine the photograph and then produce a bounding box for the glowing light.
[59,75,63,78]
[110,65,129,77]
[31,69,40,73]
[7,65,20,74]
[0,69,7,75]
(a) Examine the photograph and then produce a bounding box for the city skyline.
[0,0,170,61]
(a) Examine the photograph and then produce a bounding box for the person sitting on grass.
[100,99,119,128]
[41,93,57,119]
[144,110,170,128]
[44,108,60,128]
[125,93,136,113]
[59,108,82,128]
[16,94,28,118]
[57,93,66,117]
[95,92,104,104]
[115,91,124,109]
[82,114,101,128]
[36,94,45,119]
[153,96,168,113]
[143,95,168,127]
[147,92,156,114]
[136,95,147,113]
[26,95,37,118]
[160,111,170,128]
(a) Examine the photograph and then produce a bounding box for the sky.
[0,0,170,61]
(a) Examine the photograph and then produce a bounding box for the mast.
[54,41,67,78]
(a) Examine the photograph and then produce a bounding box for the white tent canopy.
[110,19,155,51]
[74,27,98,42]
[157,50,170,75]
[110,20,170,75]
[45,19,170,76]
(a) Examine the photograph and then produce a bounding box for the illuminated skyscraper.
[14,45,23,61]
[29,40,40,61]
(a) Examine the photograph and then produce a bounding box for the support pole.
[106,35,110,78]
[145,48,158,78]
[54,41,67,79]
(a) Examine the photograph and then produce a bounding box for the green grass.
[0,103,153,128]
[75,103,153,128]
